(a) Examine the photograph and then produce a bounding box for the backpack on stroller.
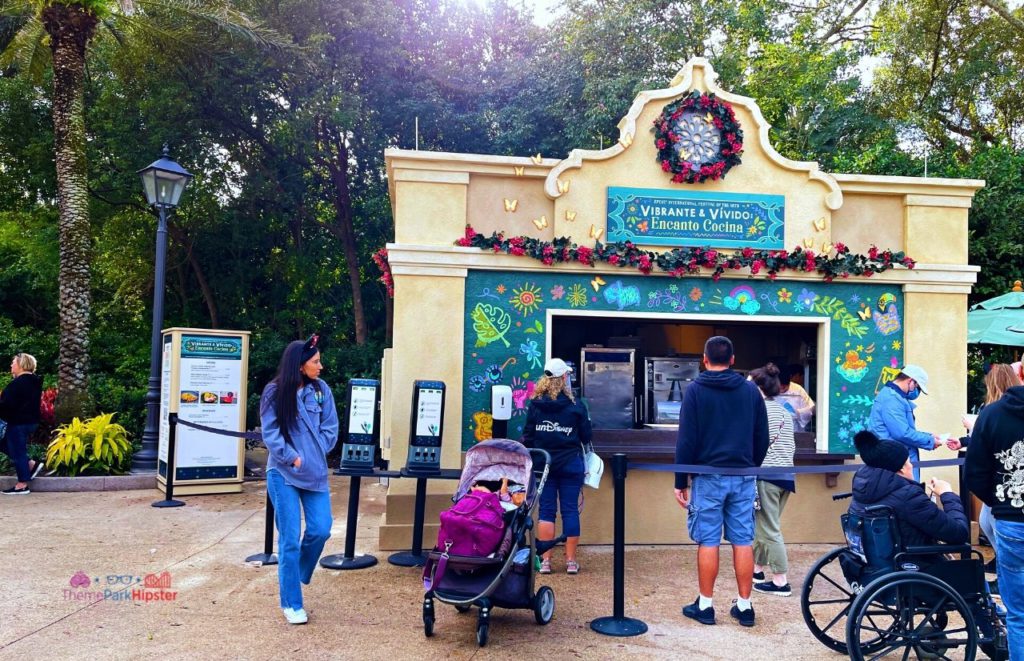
[421,438,561,647]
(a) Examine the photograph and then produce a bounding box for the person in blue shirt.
[868,364,942,481]
[260,335,339,624]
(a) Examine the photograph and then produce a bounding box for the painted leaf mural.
[463,270,904,453]
[472,302,512,348]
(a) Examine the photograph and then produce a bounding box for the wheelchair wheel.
[801,548,859,653]
[847,571,977,661]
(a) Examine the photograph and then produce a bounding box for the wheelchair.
[800,492,1009,660]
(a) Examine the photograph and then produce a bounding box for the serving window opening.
[548,310,829,453]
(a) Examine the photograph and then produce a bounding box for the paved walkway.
[0,480,847,659]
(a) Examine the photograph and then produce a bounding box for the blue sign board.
[607,186,785,249]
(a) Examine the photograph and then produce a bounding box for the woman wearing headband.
[260,335,339,624]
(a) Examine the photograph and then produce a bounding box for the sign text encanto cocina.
[607,187,785,249]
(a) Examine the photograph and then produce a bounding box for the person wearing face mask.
[868,364,942,481]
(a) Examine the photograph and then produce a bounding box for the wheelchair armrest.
[902,544,972,557]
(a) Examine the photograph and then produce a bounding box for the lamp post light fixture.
[132,145,193,473]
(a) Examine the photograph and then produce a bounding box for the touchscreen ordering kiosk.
[339,378,381,473]
[405,380,446,474]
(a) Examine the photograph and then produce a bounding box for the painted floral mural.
[462,270,904,453]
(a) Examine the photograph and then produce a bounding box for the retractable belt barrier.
[592,454,967,638]
[171,417,461,571]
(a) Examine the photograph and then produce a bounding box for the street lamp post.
[132,145,193,473]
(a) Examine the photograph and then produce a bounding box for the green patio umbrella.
[967,281,1024,347]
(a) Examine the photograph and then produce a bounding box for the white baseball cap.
[543,358,573,378]
[900,364,930,395]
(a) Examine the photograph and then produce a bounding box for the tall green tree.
[0,0,282,420]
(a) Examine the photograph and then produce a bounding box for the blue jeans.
[0,423,37,482]
[539,454,584,537]
[266,469,332,610]
[687,474,756,546]
[995,518,1024,660]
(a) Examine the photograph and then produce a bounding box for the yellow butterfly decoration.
[812,217,827,232]
[532,215,548,230]
[857,306,872,321]
[556,179,570,193]
[531,153,543,165]
[591,276,606,291]
[618,133,633,148]
[821,242,834,254]
[589,224,604,240]
[503,198,518,213]
[803,237,815,248]
[513,166,525,176]
[703,112,714,124]
[565,210,577,222]
[472,411,493,442]
[679,148,691,160]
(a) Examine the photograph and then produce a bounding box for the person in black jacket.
[522,358,592,575]
[850,429,968,550]
[964,381,1024,657]
[1,352,44,495]
[676,336,770,628]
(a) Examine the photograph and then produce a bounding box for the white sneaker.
[283,607,308,624]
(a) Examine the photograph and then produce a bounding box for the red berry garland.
[653,91,744,184]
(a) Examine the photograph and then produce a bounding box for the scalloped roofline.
[541,57,845,210]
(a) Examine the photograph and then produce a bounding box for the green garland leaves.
[453,225,916,283]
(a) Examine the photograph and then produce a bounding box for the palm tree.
[1,0,283,420]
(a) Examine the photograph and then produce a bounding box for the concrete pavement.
[0,479,846,659]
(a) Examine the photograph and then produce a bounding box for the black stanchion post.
[591,453,647,637]
[152,413,185,508]
[388,476,428,567]
[320,475,378,570]
[246,492,279,565]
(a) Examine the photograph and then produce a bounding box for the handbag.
[582,443,603,489]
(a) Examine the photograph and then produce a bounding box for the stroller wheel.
[476,621,489,647]
[455,604,472,614]
[534,586,555,625]
[423,615,434,637]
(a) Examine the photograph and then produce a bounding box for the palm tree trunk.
[42,4,98,421]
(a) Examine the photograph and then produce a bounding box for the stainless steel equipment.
[581,347,635,429]
[646,356,700,424]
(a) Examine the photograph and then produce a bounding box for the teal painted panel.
[461,271,905,453]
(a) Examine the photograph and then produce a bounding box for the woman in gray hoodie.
[260,336,339,624]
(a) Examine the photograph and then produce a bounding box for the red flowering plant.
[371,248,394,297]
[653,91,744,184]
[452,226,915,284]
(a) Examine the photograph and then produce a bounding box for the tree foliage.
[0,0,1021,439]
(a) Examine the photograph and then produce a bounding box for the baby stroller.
[421,439,562,647]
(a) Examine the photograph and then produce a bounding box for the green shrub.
[45,413,132,476]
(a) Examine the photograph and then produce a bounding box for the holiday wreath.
[653,91,743,184]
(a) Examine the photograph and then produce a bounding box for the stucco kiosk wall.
[377,58,983,548]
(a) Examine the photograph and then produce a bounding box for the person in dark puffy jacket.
[521,357,592,575]
[850,430,968,549]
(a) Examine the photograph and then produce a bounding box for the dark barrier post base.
[320,474,378,570]
[320,554,377,570]
[591,453,648,638]
[388,476,429,567]
[245,552,278,566]
[590,616,648,637]
[246,493,278,566]
[152,413,186,508]
[152,498,186,508]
